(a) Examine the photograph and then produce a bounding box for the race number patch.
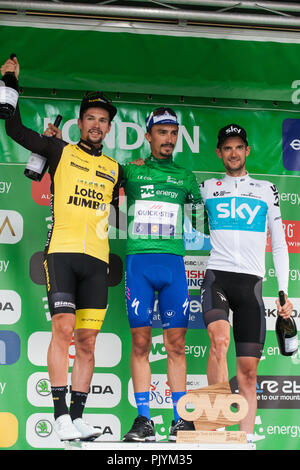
[132,200,179,237]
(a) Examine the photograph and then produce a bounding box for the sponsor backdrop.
[0,94,300,450]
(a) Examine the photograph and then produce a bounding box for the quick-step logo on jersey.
[206,197,268,232]
[132,200,179,237]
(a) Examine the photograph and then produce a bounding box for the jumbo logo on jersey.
[206,197,268,232]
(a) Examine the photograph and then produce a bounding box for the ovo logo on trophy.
[176,382,249,444]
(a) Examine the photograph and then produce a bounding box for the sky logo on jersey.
[206,197,267,232]
[282,118,300,171]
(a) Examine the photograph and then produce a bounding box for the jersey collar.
[77,139,103,156]
[148,154,173,164]
[223,171,250,183]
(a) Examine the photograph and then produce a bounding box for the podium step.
[63,440,256,450]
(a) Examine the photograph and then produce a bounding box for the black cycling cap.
[217,123,248,148]
[80,91,117,121]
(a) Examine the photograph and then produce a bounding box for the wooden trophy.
[176,382,249,444]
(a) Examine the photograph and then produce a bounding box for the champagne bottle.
[24,114,62,182]
[0,53,19,120]
[276,290,298,356]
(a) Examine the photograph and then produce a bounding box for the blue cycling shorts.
[125,253,189,329]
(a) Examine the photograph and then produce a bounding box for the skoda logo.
[36,378,52,396]
[35,419,53,438]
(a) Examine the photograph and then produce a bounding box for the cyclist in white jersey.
[200,124,293,440]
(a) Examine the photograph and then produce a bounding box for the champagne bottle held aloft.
[0,53,19,120]
[24,114,63,182]
[276,290,298,356]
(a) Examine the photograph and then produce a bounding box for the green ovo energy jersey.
[122,155,205,256]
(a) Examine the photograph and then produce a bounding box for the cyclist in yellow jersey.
[2,55,122,441]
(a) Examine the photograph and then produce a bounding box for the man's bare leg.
[47,313,75,386]
[236,356,259,435]
[130,326,153,392]
[206,320,230,384]
[71,328,99,392]
[163,327,187,391]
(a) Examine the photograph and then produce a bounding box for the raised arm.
[2,55,64,160]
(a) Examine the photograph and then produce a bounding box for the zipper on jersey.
[83,157,94,253]
[233,178,240,271]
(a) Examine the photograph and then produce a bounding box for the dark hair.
[152,107,177,118]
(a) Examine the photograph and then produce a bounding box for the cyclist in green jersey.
[122,107,206,442]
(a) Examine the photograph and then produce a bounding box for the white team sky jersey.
[200,172,289,293]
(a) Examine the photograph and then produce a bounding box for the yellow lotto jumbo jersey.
[46,140,121,264]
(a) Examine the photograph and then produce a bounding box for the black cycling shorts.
[201,269,266,358]
[43,253,108,330]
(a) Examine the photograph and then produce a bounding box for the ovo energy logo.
[141,185,155,198]
[0,210,23,244]
[177,390,248,425]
